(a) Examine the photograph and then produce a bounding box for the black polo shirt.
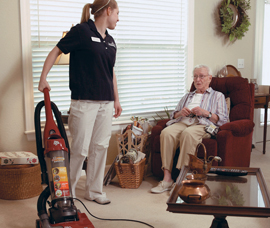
[57,19,117,101]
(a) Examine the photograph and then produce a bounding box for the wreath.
[219,0,251,42]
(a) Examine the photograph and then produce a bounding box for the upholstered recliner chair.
[150,77,255,179]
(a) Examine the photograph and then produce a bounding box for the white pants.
[68,100,113,200]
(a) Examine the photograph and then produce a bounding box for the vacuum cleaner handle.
[43,88,61,141]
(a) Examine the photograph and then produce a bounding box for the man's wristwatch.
[206,112,212,119]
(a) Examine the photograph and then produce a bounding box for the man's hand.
[174,107,192,119]
[191,107,207,117]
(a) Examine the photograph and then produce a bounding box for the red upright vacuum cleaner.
[34,88,94,228]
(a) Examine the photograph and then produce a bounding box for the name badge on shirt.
[108,42,116,48]
[91,37,101,42]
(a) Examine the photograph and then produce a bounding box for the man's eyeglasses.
[192,75,209,80]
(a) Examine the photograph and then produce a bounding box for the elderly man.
[151,65,229,194]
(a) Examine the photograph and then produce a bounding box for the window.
[260,1,270,125]
[255,1,270,125]
[253,0,270,143]
[262,2,270,85]
[20,0,193,140]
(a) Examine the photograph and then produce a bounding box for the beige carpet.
[0,143,270,228]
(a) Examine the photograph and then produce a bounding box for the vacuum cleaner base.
[36,212,94,228]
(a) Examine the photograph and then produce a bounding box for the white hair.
[193,65,212,76]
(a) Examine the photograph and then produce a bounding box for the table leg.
[210,215,229,228]
[263,105,268,154]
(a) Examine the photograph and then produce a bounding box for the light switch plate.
[238,59,244,68]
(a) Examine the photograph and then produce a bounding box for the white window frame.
[20,0,194,141]
[254,1,265,86]
[253,0,268,144]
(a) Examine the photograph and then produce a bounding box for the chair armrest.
[151,119,169,136]
[150,119,170,145]
[219,119,254,137]
[156,119,170,128]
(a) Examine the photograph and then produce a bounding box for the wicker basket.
[115,157,146,188]
[0,164,42,200]
[115,129,147,188]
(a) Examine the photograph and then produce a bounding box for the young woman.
[38,0,121,205]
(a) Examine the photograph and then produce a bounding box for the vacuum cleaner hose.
[37,186,62,228]
[34,101,47,184]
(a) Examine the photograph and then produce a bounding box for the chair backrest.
[190,77,254,122]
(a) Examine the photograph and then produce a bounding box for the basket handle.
[195,143,207,161]
[117,157,135,175]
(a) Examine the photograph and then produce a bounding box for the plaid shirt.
[167,87,229,127]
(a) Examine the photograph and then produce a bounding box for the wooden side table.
[254,93,270,154]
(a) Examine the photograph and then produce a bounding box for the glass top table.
[167,166,270,228]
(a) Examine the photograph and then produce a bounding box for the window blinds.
[30,0,188,121]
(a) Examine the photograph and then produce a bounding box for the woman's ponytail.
[80,0,117,22]
[80,3,92,24]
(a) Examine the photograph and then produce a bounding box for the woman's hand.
[113,100,122,118]
[38,79,51,92]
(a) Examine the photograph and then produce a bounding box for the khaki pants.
[68,100,113,200]
[160,122,210,172]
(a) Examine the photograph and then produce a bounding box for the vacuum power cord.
[74,198,154,228]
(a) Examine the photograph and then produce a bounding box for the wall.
[0,0,257,165]
[187,0,256,88]
[195,0,256,77]
[0,1,37,153]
